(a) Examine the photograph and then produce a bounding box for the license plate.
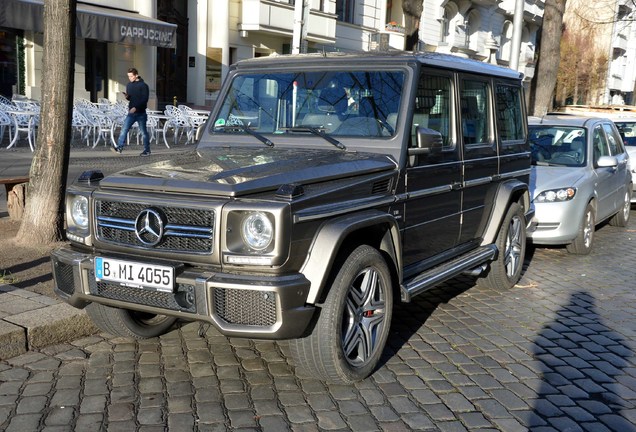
[94,257,174,292]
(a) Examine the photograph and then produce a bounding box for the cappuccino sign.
[120,25,174,46]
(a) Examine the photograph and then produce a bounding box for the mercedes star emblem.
[135,208,165,246]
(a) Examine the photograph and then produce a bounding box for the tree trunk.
[16,0,76,245]
[530,0,567,116]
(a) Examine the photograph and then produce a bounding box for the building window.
[499,21,513,63]
[466,9,480,52]
[336,0,355,24]
[441,6,452,43]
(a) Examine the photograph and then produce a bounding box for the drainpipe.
[510,0,524,71]
[292,0,304,54]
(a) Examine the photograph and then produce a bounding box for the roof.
[233,51,522,80]
[528,114,612,128]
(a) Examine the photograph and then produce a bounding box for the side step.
[400,245,497,302]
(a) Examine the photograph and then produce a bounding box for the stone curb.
[0,285,98,359]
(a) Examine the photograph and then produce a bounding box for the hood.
[530,165,587,199]
[99,147,397,197]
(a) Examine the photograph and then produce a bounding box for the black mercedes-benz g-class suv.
[52,51,533,383]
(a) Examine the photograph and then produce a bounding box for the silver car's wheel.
[290,245,393,383]
[609,190,631,227]
[567,203,595,255]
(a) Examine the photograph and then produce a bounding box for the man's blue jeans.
[117,112,150,153]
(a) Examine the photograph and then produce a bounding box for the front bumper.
[527,200,581,244]
[51,246,315,339]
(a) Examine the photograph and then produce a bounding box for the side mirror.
[597,155,618,168]
[408,127,443,156]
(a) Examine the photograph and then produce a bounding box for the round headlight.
[241,212,273,251]
[71,195,89,228]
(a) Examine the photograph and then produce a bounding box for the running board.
[400,245,497,302]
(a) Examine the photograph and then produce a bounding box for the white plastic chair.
[71,109,92,146]
[164,106,193,145]
[0,110,12,146]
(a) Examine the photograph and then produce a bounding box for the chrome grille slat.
[95,199,215,254]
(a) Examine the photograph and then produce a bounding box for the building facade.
[0,0,176,108]
[1,0,545,109]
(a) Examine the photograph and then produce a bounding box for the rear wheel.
[290,245,393,383]
[86,303,177,339]
[609,190,631,227]
[566,203,595,255]
[478,202,526,290]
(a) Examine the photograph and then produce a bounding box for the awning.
[0,0,177,49]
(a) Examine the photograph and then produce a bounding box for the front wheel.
[86,303,177,339]
[289,245,393,383]
[478,202,526,290]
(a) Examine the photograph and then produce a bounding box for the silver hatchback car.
[528,115,632,254]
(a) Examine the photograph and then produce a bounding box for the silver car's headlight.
[70,195,89,228]
[241,211,274,251]
[535,187,576,203]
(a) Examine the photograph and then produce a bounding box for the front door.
[403,70,462,270]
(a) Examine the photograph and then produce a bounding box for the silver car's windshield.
[529,126,587,167]
[209,70,404,139]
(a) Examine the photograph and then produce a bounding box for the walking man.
[112,67,151,156]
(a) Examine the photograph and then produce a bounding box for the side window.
[602,123,625,155]
[413,72,454,150]
[593,125,609,164]
[460,78,491,145]
[495,84,525,142]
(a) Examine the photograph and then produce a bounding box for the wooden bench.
[0,176,29,220]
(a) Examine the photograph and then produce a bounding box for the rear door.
[457,74,498,244]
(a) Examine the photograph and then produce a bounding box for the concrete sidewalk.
[0,138,194,359]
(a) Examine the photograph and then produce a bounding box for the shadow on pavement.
[525,291,635,431]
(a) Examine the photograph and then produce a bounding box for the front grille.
[95,200,214,254]
[52,261,75,295]
[214,288,277,327]
[88,271,196,313]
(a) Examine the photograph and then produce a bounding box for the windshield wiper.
[214,124,274,147]
[282,126,346,150]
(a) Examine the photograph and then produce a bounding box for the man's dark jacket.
[126,77,149,113]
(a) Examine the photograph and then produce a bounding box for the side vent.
[371,178,392,194]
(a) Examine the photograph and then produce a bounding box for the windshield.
[209,70,404,140]
[529,125,587,167]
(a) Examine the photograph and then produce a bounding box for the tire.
[478,202,526,290]
[608,189,631,227]
[566,203,595,255]
[86,303,177,339]
[289,245,393,383]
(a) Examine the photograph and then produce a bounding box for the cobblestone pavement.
[1,211,635,431]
